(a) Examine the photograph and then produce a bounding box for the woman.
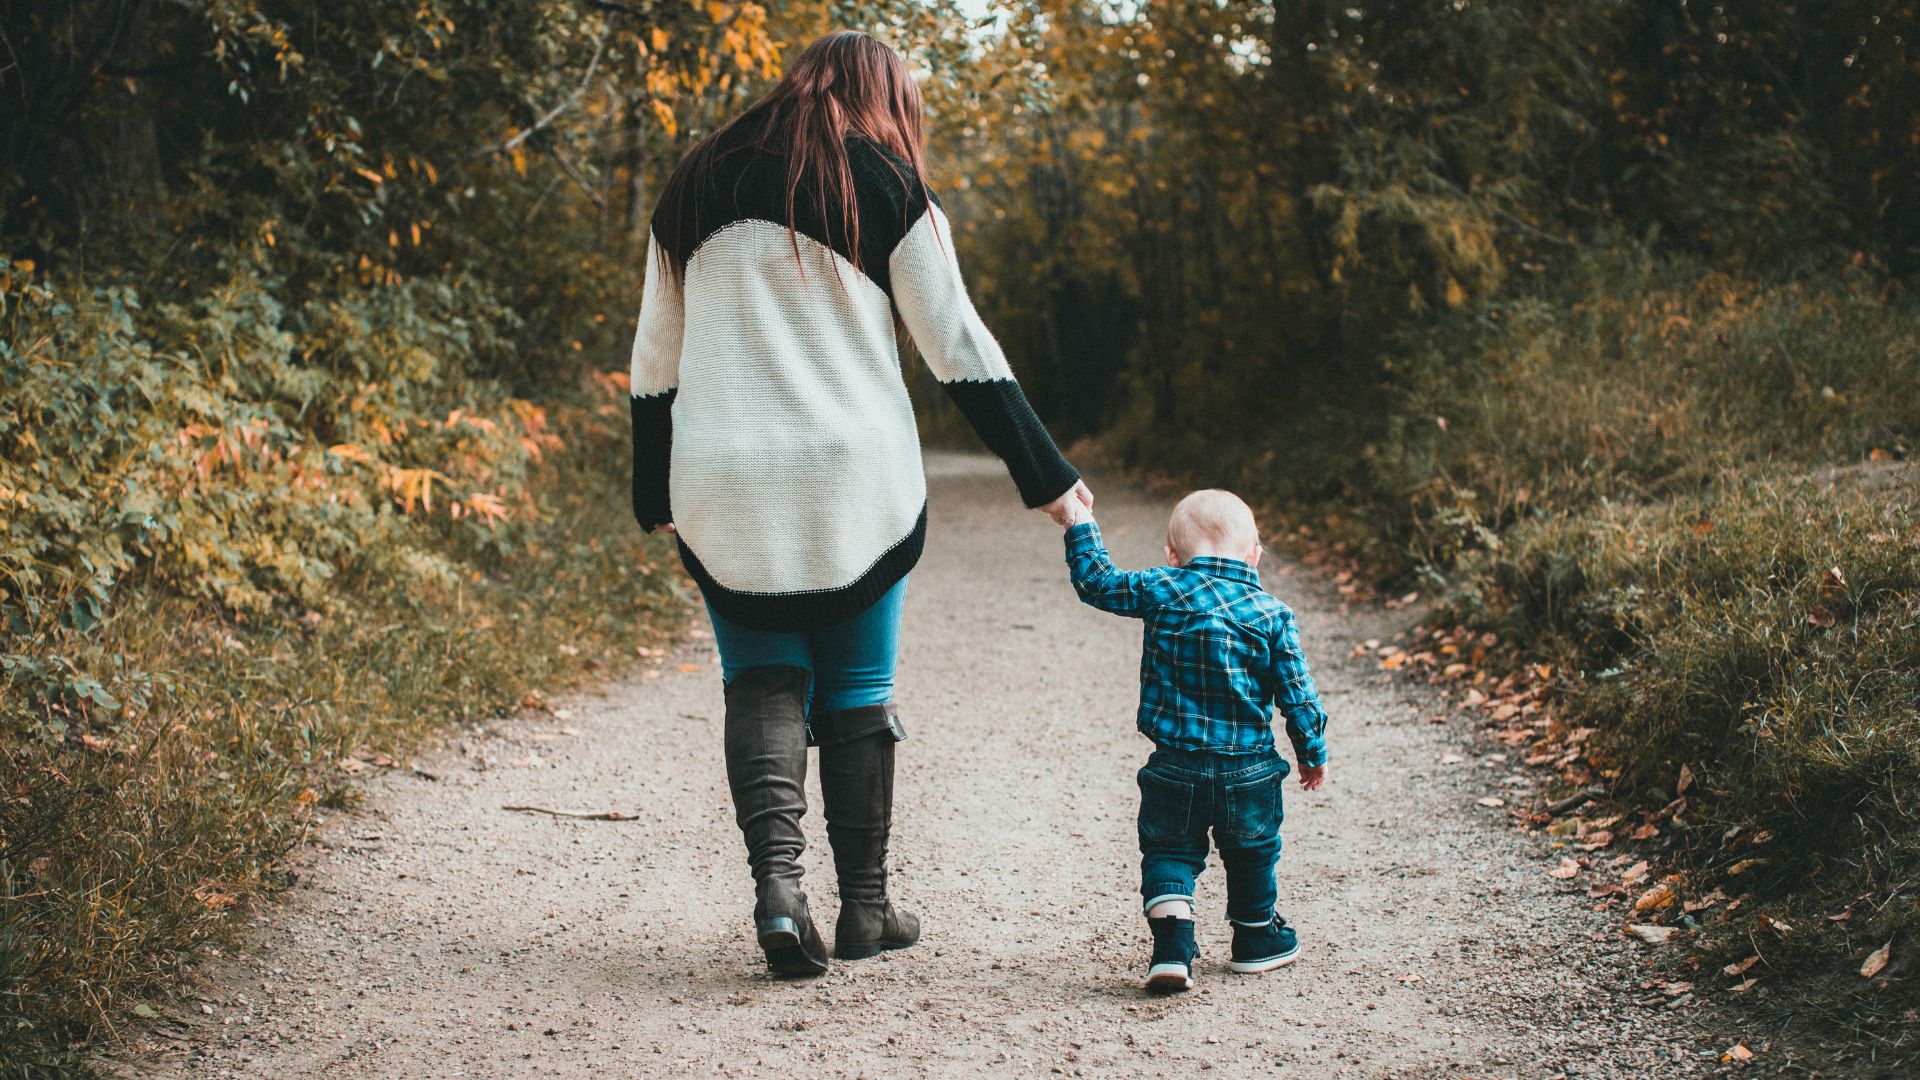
[628,30,1091,977]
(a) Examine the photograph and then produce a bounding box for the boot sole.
[757,917,829,976]
[834,938,915,961]
[1145,963,1194,993]
[1227,946,1301,973]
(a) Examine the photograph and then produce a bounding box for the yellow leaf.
[1444,276,1466,307]
[648,99,678,137]
[354,167,384,185]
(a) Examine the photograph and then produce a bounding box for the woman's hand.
[656,522,677,534]
[1039,480,1095,528]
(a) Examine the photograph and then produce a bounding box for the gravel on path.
[119,452,1751,1079]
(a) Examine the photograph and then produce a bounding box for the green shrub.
[0,253,691,1073]
[1175,252,1920,1047]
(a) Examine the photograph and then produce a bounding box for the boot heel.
[757,917,828,976]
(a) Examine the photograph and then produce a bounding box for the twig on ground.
[503,805,639,821]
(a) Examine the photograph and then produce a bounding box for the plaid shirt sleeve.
[1271,609,1330,767]
[1064,521,1160,618]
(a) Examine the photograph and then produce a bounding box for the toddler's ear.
[1164,545,1181,568]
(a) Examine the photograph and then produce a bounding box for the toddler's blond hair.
[1167,489,1261,562]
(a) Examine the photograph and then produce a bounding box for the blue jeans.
[704,577,908,715]
[1137,746,1286,924]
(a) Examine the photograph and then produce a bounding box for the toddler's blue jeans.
[703,577,908,715]
[1137,746,1287,924]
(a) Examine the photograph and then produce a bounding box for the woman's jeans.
[1136,746,1287,924]
[704,577,908,715]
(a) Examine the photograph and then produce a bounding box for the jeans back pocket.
[1137,766,1198,844]
[1220,769,1283,845]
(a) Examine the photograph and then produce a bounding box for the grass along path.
[117,453,1761,1078]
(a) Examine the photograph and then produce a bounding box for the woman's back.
[628,69,1078,634]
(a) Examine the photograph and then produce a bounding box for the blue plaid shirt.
[1065,521,1329,764]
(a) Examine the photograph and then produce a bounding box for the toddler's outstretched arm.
[1271,611,1330,785]
[1063,520,1163,618]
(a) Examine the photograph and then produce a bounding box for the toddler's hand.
[1299,763,1326,790]
[1040,479,1096,528]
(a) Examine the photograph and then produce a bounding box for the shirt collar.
[1178,556,1262,587]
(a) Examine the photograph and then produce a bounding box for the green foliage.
[946,0,1920,1054]
[0,434,686,1075]
[0,0,899,1071]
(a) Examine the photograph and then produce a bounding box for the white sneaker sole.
[1145,963,1194,992]
[1228,948,1301,973]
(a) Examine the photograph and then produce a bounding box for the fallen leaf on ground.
[1626,924,1677,945]
[1722,1043,1753,1062]
[1730,977,1761,993]
[1861,941,1892,979]
[1621,860,1650,886]
[1630,822,1660,841]
[1684,888,1728,914]
[1677,763,1694,795]
[1634,881,1678,913]
[1724,955,1760,978]
[1548,858,1581,879]
[1762,914,1794,934]
[677,663,702,672]
[1477,796,1506,808]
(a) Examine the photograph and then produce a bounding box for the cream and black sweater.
[629,123,1078,631]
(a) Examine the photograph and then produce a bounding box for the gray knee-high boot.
[723,665,828,976]
[814,702,920,960]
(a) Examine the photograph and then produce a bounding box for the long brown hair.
[651,30,930,282]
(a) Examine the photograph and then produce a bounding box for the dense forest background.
[2,0,1915,1073]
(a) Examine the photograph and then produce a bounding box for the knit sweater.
[628,121,1079,632]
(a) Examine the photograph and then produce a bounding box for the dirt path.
[124,453,1749,1078]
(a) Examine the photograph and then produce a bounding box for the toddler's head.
[1165,489,1262,567]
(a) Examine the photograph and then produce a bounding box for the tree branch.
[465,31,607,164]
[582,0,648,17]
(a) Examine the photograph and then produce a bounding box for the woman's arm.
[888,201,1082,509]
[629,232,682,532]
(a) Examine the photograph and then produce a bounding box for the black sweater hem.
[677,504,927,633]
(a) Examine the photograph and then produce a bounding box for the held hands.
[1299,763,1327,791]
[1039,479,1096,528]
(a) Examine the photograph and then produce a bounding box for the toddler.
[1062,490,1329,992]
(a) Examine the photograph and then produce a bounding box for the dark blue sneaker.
[1145,916,1198,992]
[1228,915,1300,973]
